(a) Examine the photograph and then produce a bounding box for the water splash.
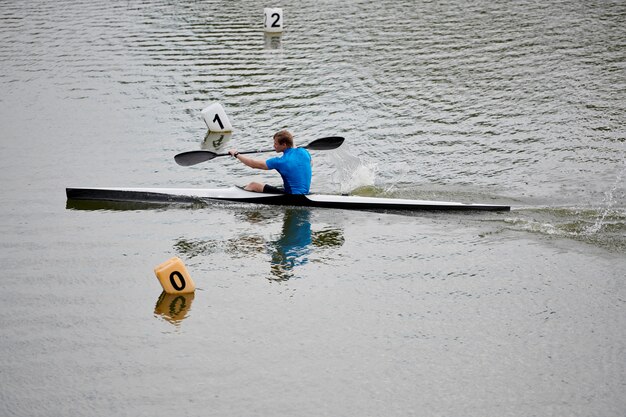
[585,158,626,235]
[497,206,626,253]
[329,148,377,194]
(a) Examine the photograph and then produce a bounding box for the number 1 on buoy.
[201,102,233,132]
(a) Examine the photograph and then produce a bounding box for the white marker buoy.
[201,102,233,132]
[264,8,283,33]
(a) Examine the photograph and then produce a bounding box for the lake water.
[1,1,625,416]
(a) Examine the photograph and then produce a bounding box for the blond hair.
[273,130,294,148]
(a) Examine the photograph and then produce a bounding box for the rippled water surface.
[1,1,625,416]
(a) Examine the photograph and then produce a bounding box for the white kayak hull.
[66,186,511,212]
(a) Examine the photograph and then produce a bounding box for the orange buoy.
[154,257,195,294]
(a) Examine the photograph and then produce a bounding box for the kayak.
[66,186,511,212]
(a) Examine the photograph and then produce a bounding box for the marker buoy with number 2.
[154,257,195,294]
[201,102,233,132]
[264,8,283,33]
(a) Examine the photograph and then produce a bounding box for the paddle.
[174,136,345,166]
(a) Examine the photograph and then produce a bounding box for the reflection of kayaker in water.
[270,208,312,280]
[170,207,344,281]
[269,208,346,280]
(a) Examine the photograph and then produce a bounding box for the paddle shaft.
[211,148,275,159]
[174,136,344,166]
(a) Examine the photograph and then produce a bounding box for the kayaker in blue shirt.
[228,130,312,194]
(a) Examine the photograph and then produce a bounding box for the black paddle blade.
[174,150,219,166]
[303,136,345,151]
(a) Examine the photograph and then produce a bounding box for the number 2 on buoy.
[263,8,283,33]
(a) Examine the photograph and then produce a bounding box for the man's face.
[273,138,287,153]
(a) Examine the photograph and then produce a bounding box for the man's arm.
[229,151,268,170]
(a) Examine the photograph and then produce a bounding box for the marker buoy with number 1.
[154,257,195,294]
[201,102,233,132]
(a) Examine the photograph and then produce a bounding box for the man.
[228,130,312,194]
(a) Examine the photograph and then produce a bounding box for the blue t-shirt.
[266,147,312,194]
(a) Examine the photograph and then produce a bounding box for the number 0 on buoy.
[154,257,195,294]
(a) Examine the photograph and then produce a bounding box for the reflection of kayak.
[65,186,511,212]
